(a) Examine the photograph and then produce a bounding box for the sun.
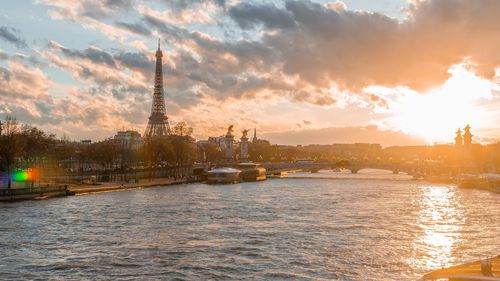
[388,64,494,143]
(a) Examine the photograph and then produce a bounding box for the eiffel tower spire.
[145,38,171,137]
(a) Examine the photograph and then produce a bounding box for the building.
[208,136,227,149]
[80,139,92,145]
[114,130,143,150]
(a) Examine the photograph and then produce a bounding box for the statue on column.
[454,128,463,146]
[224,125,234,161]
[240,129,249,162]
[463,124,472,146]
[226,125,234,137]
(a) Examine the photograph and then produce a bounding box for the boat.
[268,171,288,178]
[458,174,500,192]
[206,167,241,184]
[236,163,267,182]
[422,255,500,281]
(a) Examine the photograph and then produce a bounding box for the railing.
[40,165,194,183]
[0,185,68,197]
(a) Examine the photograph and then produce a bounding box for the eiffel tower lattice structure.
[144,39,172,137]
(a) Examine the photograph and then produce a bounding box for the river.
[1,173,499,280]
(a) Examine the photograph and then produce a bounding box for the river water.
[1,174,499,280]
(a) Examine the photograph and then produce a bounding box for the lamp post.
[75,150,83,184]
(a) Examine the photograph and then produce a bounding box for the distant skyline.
[0,0,499,145]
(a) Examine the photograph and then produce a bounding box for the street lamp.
[75,150,83,184]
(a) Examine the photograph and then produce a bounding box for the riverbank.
[458,175,500,193]
[0,177,203,202]
[278,176,416,181]
[69,177,203,195]
[3,171,498,201]
[0,185,69,202]
[277,169,500,193]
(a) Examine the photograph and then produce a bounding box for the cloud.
[115,21,152,36]
[39,0,139,40]
[326,1,347,12]
[0,61,51,100]
[0,50,8,60]
[406,0,500,80]
[161,0,226,11]
[262,125,425,147]
[139,15,337,105]
[113,51,151,71]
[13,0,498,143]
[0,60,60,127]
[37,1,337,107]
[229,2,296,30]
[0,26,27,48]
[137,2,222,26]
[37,0,500,105]
[104,0,135,10]
[45,41,148,90]
[42,41,209,127]
[228,0,500,92]
[369,94,389,110]
[53,43,117,67]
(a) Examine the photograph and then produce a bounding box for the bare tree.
[172,122,193,137]
[169,122,195,164]
[142,137,174,179]
[0,117,26,189]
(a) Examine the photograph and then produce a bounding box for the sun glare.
[411,186,464,271]
[389,65,494,143]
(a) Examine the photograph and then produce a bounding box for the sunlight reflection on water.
[411,185,465,272]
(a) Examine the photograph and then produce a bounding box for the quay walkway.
[0,185,69,202]
[68,177,199,195]
[0,177,203,202]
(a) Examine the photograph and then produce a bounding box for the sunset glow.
[1,2,499,280]
[0,0,499,145]
[389,65,496,143]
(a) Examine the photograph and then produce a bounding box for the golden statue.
[226,125,234,136]
[242,129,249,138]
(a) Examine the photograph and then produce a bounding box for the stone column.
[240,135,249,162]
[224,133,234,161]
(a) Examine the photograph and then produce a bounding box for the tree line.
[0,117,198,188]
[2,116,499,188]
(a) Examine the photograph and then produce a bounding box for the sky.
[0,0,499,147]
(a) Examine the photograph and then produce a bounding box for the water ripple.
[0,179,499,280]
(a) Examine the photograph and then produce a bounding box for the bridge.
[261,160,469,178]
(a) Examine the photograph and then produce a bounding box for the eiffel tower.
[144,39,171,137]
